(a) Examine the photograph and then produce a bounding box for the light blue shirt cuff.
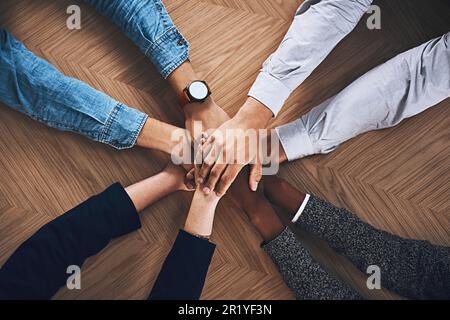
[248,71,292,117]
[275,118,316,161]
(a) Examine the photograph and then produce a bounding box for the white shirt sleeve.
[248,0,373,116]
[292,194,311,223]
[276,32,450,161]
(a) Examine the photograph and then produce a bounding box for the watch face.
[189,81,209,100]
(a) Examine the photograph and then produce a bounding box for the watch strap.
[179,81,211,107]
[179,87,191,107]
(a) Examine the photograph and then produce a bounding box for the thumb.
[249,161,262,192]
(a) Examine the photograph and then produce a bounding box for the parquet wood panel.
[0,0,449,299]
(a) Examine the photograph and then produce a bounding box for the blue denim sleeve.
[0,29,148,149]
[85,0,190,78]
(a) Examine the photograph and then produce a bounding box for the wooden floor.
[0,0,449,300]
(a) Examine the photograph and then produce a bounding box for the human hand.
[183,96,236,195]
[184,96,230,142]
[196,97,273,196]
[183,139,224,239]
[162,162,196,191]
[136,118,191,165]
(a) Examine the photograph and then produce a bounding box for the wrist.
[185,230,210,240]
[236,97,273,129]
[159,170,182,191]
[183,96,213,118]
[278,144,288,164]
[137,118,182,154]
[167,61,198,98]
[263,133,288,165]
[192,187,221,205]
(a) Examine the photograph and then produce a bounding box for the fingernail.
[251,182,258,191]
[203,187,210,194]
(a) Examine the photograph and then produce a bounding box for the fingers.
[194,133,209,182]
[186,167,195,182]
[184,172,196,191]
[197,135,222,184]
[203,163,227,194]
[249,161,263,192]
[215,164,243,196]
[194,144,203,181]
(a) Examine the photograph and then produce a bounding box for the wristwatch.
[180,80,211,106]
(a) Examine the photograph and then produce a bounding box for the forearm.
[167,61,223,136]
[276,32,450,161]
[295,196,450,299]
[0,183,140,299]
[234,97,273,131]
[148,229,216,300]
[167,61,198,99]
[262,227,361,300]
[258,128,289,165]
[136,118,190,157]
[125,170,182,213]
[0,29,147,150]
[0,165,189,299]
[249,0,372,116]
[194,0,372,194]
[184,189,221,238]
[244,195,286,243]
[149,186,219,300]
[85,0,189,79]
[229,173,285,243]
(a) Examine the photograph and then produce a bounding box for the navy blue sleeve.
[0,183,141,299]
[148,230,216,300]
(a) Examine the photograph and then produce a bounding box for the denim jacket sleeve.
[0,29,148,150]
[85,0,190,78]
[248,0,373,116]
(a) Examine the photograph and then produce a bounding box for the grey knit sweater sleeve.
[295,196,450,300]
[262,227,362,300]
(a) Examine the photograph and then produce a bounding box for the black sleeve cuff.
[177,229,216,254]
[99,183,141,238]
[148,230,216,300]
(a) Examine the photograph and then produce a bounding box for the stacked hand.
[194,97,273,196]
[162,162,196,191]
[165,61,276,195]
[145,96,279,197]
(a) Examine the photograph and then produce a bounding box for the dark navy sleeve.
[148,230,216,300]
[0,183,141,299]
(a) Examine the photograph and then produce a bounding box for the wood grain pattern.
[0,0,449,300]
